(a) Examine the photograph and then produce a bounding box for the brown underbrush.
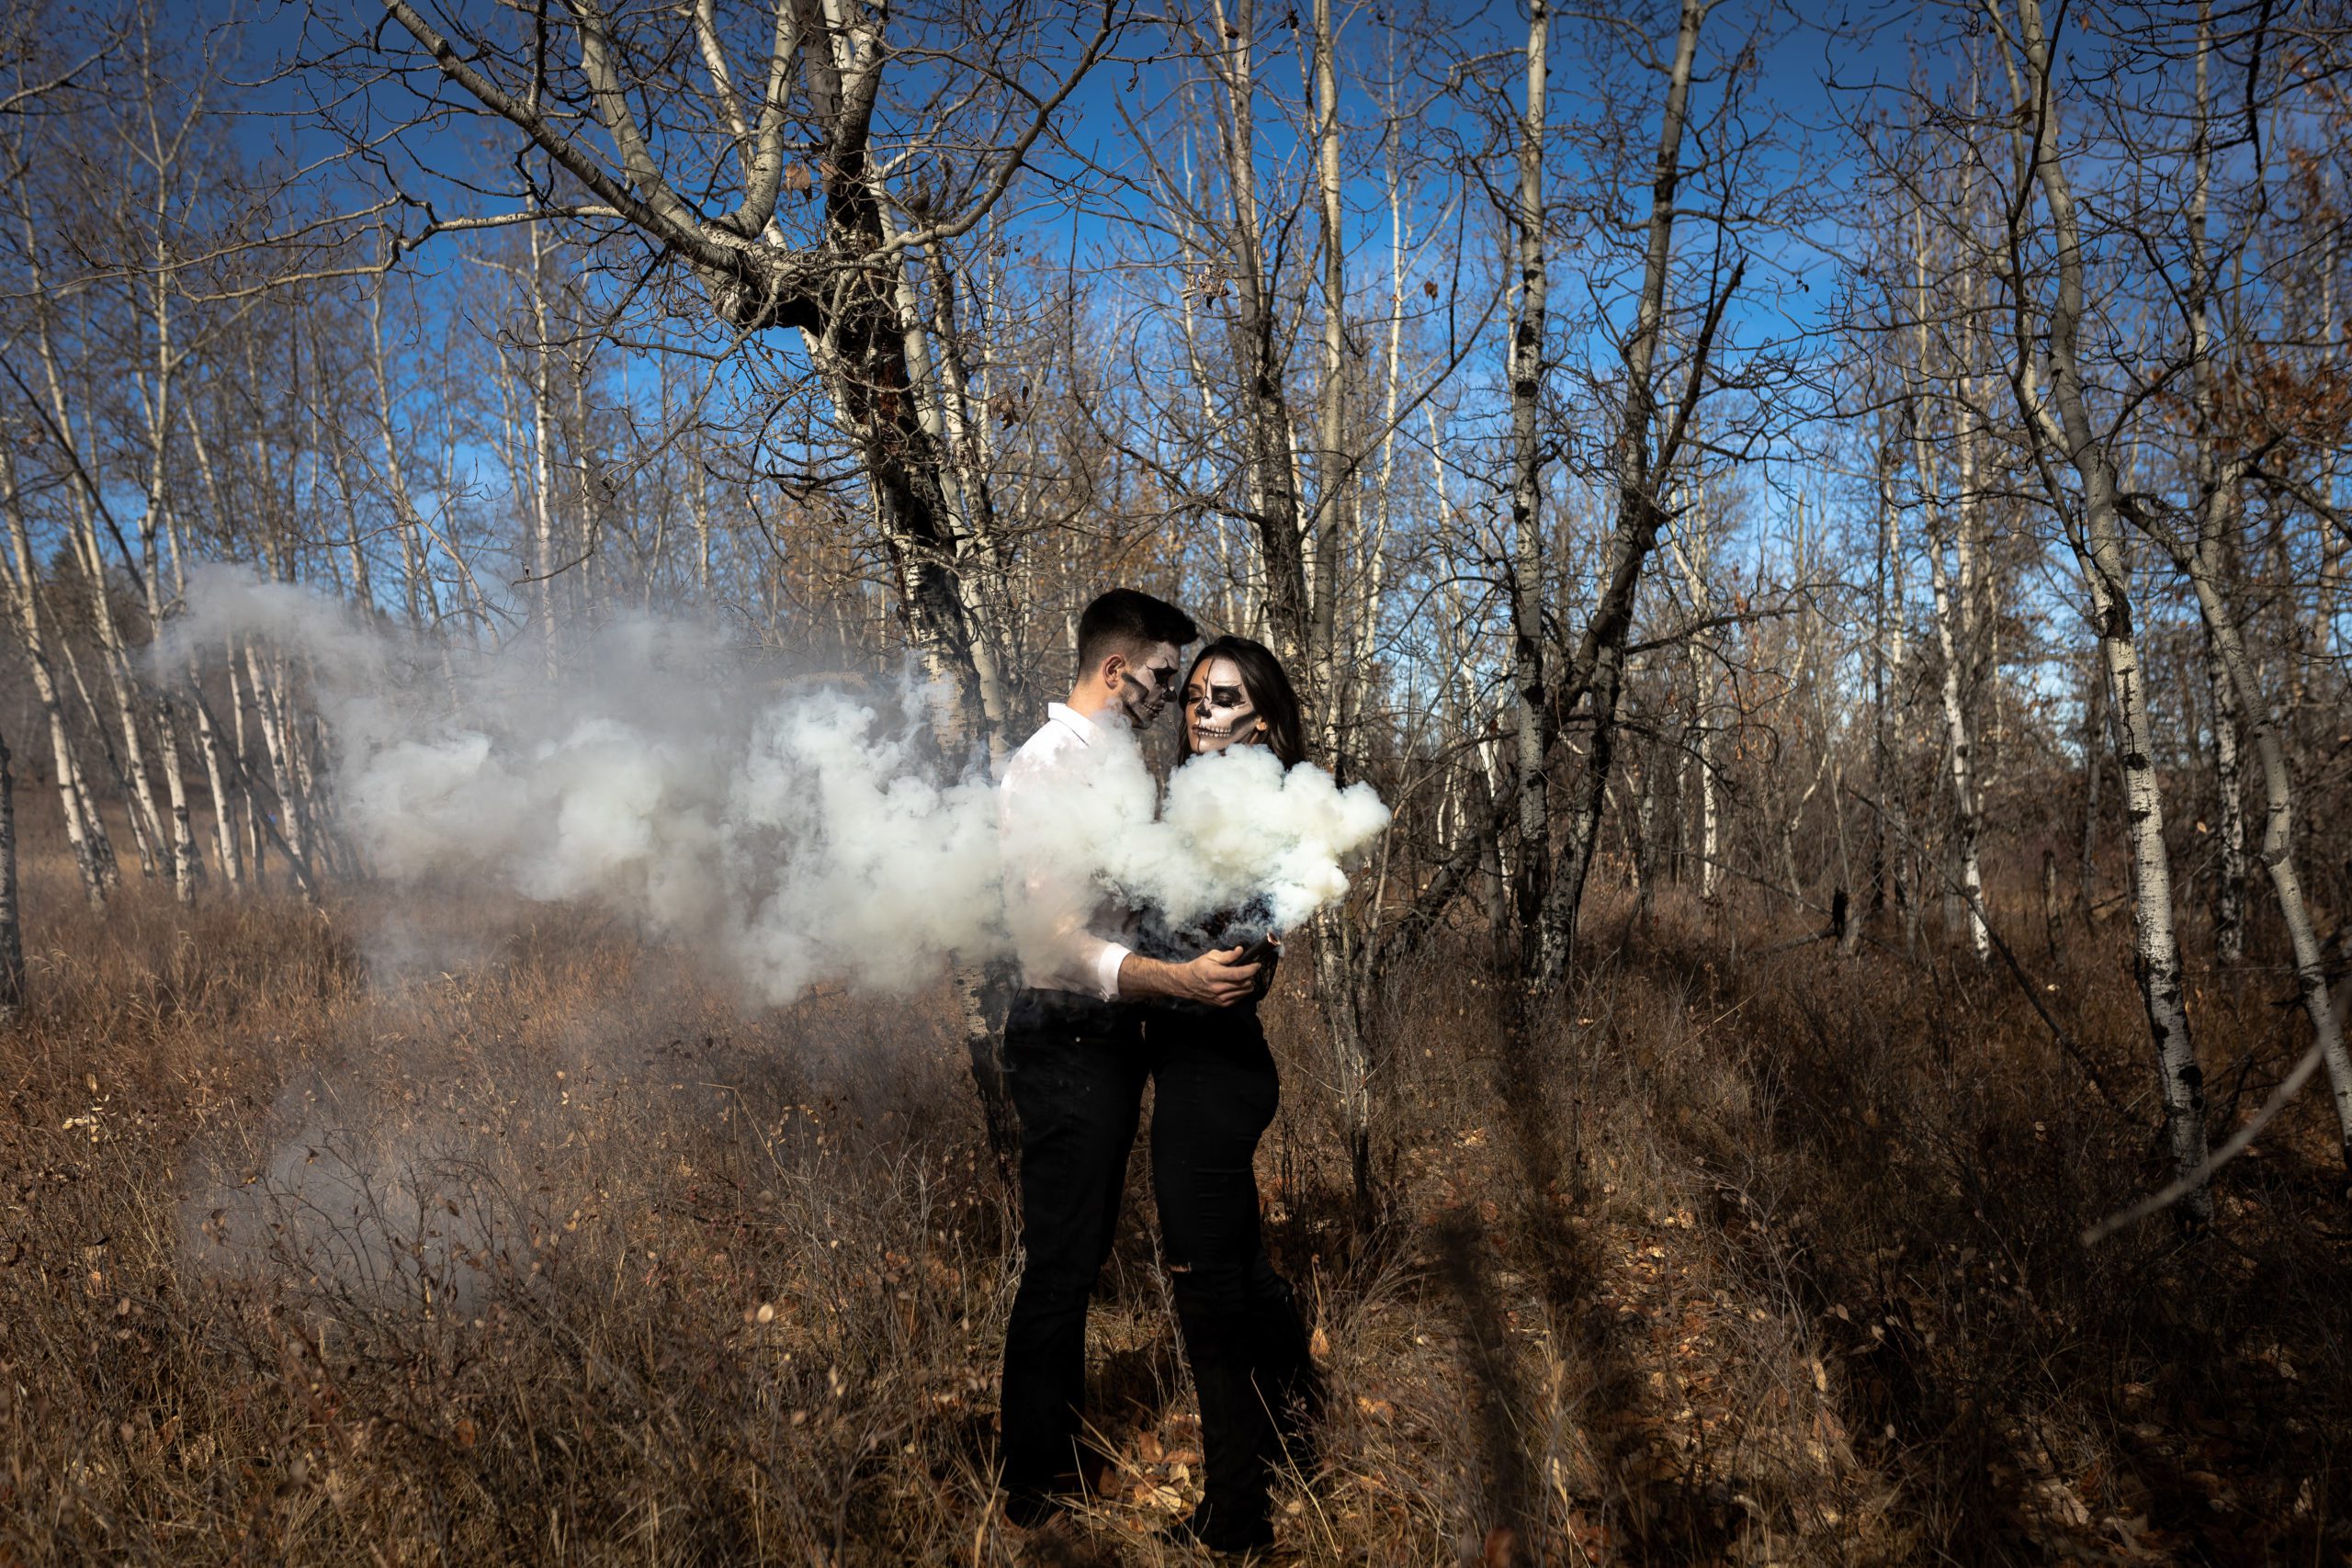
[2,848,2346,1564]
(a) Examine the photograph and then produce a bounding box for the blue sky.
[193,4,2064,601]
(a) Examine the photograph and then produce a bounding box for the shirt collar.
[1047,701,1125,746]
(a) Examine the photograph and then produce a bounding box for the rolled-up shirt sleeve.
[1091,937,1132,1002]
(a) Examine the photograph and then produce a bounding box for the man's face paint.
[1116,643,1182,728]
[1185,657,1262,753]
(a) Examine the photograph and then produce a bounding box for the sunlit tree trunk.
[2170,538,2352,1167]
[0,445,112,906]
[1925,513,1989,960]
[0,720,21,1023]
[227,648,266,885]
[1995,0,2211,1220]
[1909,200,1988,963]
[22,280,167,878]
[1668,508,1723,908]
[1505,0,1553,942]
[367,279,434,630]
[171,423,244,886]
[526,220,562,674]
[2163,4,2352,1157]
[1529,0,1712,994]
[1308,0,1375,1220]
[243,638,309,866]
[2183,17,2244,968]
[2205,630,2245,963]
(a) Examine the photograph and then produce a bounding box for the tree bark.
[2205,627,2245,963]
[2158,522,2352,1169]
[1909,197,1989,964]
[0,721,21,1024]
[1308,0,1378,1224]
[1506,0,1554,942]
[1527,0,1711,998]
[2183,11,2245,969]
[1996,0,2211,1220]
[0,445,112,906]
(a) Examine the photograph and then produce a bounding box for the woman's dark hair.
[1182,636,1306,768]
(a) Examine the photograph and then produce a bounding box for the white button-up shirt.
[998,703,1136,1001]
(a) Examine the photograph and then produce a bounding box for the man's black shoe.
[1003,1486,1067,1529]
[1003,1446,1117,1529]
[1163,1502,1276,1560]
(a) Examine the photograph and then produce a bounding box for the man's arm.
[1001,729,1155,1002]
[1117,947,1261,1006]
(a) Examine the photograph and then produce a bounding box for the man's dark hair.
[1076,588,1197,674]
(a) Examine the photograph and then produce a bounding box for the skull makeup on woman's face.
[1185,657,1264,753]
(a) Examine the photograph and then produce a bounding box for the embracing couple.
[995,589,1320,1558]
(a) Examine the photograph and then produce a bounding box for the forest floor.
[3,846,2348,1565]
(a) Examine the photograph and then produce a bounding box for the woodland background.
[2,0,2350,1562]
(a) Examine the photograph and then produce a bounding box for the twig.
[2081,1036,2325,1246]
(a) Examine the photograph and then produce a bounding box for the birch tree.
[1505,0,1554,944]
[1527,0,1723,994]
[1984,0,2212,1220]
[1904,193,1990,963]
[367,0,1117,746]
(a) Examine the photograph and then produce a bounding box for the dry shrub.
[3,848,2346,1565]
[1586,885,2352,1565]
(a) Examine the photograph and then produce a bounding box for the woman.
[1147,635,1324,1556]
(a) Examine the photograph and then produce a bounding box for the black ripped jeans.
[1148,1001,1322,1546]
[999,987,1149,1509]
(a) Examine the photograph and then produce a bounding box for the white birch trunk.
[1911,203,1989,963]
[176,415,247,885]
[228,648,265,884]
[2206,630,2245,963]
[243,639,307,865]
[526,222,561,674]
[1998,0,2212,1219]
[0,445,112,904]
[1506,0,1553,938]
[0,721,21,1022]
[2176,550,2352,1167]
[1927,535,1990,961]
[2183,13,2245,968]
[26,314,168,877]
[1309,0,1374,1220]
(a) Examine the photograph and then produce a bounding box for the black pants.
[1148,1004,1322,1542]
[999,987,1148,1503]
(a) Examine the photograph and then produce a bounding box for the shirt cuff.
[1093,942,1132,1003]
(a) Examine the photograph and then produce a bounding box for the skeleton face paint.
[1116,644,1182,728]
[1185,657,1262,754]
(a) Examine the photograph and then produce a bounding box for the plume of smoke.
[1148,745,1391,928]
[169,567,1389,1001]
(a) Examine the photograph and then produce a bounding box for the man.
[995,588,1261,1525]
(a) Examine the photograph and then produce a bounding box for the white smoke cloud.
[1150,744,1395,929]
[167,567,1389,1002]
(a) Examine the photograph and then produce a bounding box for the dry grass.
[2,840,2346,1565]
